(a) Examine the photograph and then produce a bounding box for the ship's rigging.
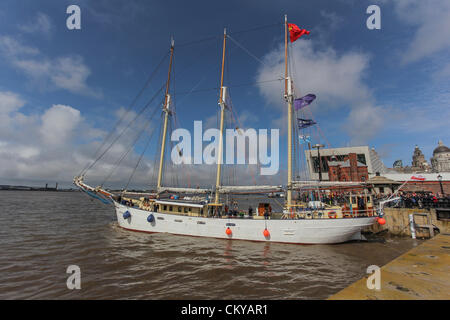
[76,18,344,202]
[72,16,381,245]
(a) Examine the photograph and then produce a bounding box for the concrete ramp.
[329,234,450,299]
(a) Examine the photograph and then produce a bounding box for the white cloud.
[0,90,268,189]
[0,91,30,139]
[0,36,102,98]
[344,104,385,144]
[257,41,372,109]
[256,40,383,144]
[0,90,283,188]
[433,62,450,80]
[18,12,52,35]
[49,56,95,94]
[0,35,39,57]
[40,105,82,146]
[0,91,126,186]
[0,91,25,114]
[392,0,450,64]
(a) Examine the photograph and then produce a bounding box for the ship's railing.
[281,207,378,220]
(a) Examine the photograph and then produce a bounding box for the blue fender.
[123,211,131,219]
[147,214,155,223]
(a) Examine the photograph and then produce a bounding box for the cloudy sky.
[0,0,449,188]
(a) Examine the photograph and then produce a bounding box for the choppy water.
[0,191,421,300]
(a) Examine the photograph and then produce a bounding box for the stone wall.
[367,208,450,238]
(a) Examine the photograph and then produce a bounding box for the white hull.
[114,202,376,244]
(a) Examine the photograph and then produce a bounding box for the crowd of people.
[296,190,450,209]
[296,191,364,207]
[383,191,449,209]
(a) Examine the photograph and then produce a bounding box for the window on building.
[357,154,367,165]
[311,156,329,173]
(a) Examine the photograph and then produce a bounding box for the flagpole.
[214,28,227,205]
[284,15,288,98]
[285,14,293,210]
[157,37,175,191]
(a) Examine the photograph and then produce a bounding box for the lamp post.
[312,144,325,181]
[437,174,444,196]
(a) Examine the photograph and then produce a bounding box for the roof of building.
[433,140,450,155]
[366,175,402,185]
[382,173,450,182]
[369,148,388,174]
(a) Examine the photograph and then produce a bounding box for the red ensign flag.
[288,23,310,42]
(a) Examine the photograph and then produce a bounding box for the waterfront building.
[392,145,431,173]
[392,159,403,168]
[327,153,369,182]
[431,140,450,172]
[305,146,387,181]
[382,173,450,195]
[412,145,431,171]
[366,173,402,195]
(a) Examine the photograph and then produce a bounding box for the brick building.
[327,153,369,182]
[305,146,387,181]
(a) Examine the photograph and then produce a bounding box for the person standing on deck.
[264,207,269,220]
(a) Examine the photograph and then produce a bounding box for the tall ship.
[74,16,381,244]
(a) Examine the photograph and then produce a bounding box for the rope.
[174,78,282,96]
[228,22,282,35]
[177,35,219,48]
[227,35,278,74]
[83,83,166,175]
[123,121,157,192]
[175,22,281,47]
[225,91,258,186]
[78,52,169,176]
[100,102,161,186]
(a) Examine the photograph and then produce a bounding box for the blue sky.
[0,0,449,188]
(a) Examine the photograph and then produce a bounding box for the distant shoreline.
[0,186,77,192]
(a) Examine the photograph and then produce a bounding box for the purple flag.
[294,94,316,110]
[297,118,316,129]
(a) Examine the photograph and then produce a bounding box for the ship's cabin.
[290,192,375,219]
[149,199,207,217]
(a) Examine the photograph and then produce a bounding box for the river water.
[0,191,421,300]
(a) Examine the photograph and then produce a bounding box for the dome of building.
[433,140,450,155]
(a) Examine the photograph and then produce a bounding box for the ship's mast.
[214,28,227,204]
[285,14,293,209]
[157,38,175,191]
